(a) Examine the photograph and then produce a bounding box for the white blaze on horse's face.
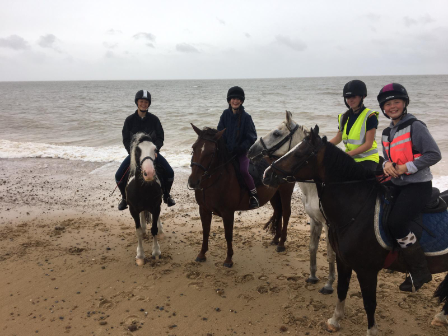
[139,142,157,182]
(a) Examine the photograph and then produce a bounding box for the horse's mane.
[129,133,153,177]
[199,127,231,164]
[322,140,376,182]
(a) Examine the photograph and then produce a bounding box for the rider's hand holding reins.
[383,161,408,178]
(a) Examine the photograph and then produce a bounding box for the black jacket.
[217,106,257,153]
[122,111,164,154]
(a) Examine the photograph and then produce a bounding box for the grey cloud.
[245,33,251,38]
[106,29,122,35]
[275,35,307,51]
[176,43,199,53]
[365,13,381,22]
[105,50,116,58]
[404,14,435,27]
[133,32,156,42]
[38,34,60,52]
[217,17,225,25]
[0,35,30,50]
[146,43,155,48]
[103,42,118,49]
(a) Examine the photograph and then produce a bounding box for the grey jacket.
[382,113,441,186]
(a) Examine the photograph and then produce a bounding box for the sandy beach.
[0,158,447,336]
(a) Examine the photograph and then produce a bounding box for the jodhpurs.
[238,153,255,191]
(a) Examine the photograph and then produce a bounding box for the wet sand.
[0,158,447,336]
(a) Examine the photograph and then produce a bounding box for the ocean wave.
[0,139,192,168]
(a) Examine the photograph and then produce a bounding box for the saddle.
[376,187,448,258]
[232,157,270,189]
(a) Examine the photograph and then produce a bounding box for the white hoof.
[136,258,145,266]
[431,312,448,327]
[326,318,340,333]
[367,324,379,336]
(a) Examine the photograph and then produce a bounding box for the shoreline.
[0,158,447,335]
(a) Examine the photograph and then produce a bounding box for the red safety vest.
[382,118,422,174]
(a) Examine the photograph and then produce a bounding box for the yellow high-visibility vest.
[338,108,379,163]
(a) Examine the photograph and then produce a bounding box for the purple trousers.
[238,153,256,191]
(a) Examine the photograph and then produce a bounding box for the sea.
[1,75,448,189]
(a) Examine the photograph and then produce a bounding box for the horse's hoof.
[319,287,334,295]
[223,262,233,268]
[195,257,206,262]
[306,277,319,284]
[152,255,161,260]
[136,258,145,266]
[326,322,339,333]
[431,313,448,326]
[276,246,286,252]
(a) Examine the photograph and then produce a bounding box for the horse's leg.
[268,191,282,246]
[222,211,235,268]
[151,208,161,259]
[196,206,212,262]
[130,207,145,265]
[306,217,322,284]
[320,223,336,295]
[356,270,379,336]
[277,185,292,252]
[139,211,148,238]
[157,215,164,235]
[327,256,352,332]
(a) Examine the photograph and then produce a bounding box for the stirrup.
[118,198,127,211]
[249,196,259,209]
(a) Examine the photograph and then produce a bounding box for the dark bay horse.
[126,133,164,265]
[248,111,336,295]
[188,124,295,267]
[263,126,448,335]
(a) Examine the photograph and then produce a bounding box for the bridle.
[189,137,235,190]
[253,124,300,161]
[268,139,324,183]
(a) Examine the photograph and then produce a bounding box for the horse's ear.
[286,110,294,128]
[309,125,320,145]
[313,125,319,135]
[191,123,202,136]
[214,128,226,140]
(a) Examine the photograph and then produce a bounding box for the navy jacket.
[217,106,257,153]
[122,111,164,153]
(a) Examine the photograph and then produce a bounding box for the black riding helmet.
[227,86,245,103]
[135,90,152,107]
[343,80,367,109]
[377,83,410,119]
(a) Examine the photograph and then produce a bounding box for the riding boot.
[117,182,128,211]
[399,241,432,292]
[163,180,176,207]
[249,189,259,210]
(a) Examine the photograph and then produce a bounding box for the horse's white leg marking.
[366,324,379,336]
[139,211,148,236]
[327,299,345,332]
[308,217,321,282]
[323,223,336,292]
[157,216,164,235]
[152,235,161,259]
[135,227,145,261]
[431,311,448,326]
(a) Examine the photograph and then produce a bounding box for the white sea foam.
[0,139,191,168]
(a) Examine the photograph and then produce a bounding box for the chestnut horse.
[263,125,448,335]
[188,124,294,267]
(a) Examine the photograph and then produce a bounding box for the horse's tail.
[434,273,448,313]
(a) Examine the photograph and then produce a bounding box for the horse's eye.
[273,130,281,137]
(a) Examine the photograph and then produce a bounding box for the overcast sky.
[1,0,447,81]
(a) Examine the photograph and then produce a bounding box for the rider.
[217,86,259,209]
[378,83,441,292]
[115,89,176,210]
[329,80,380,171]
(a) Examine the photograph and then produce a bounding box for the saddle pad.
[374,198,448,256]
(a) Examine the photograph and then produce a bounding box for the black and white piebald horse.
[126,133,164,265]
